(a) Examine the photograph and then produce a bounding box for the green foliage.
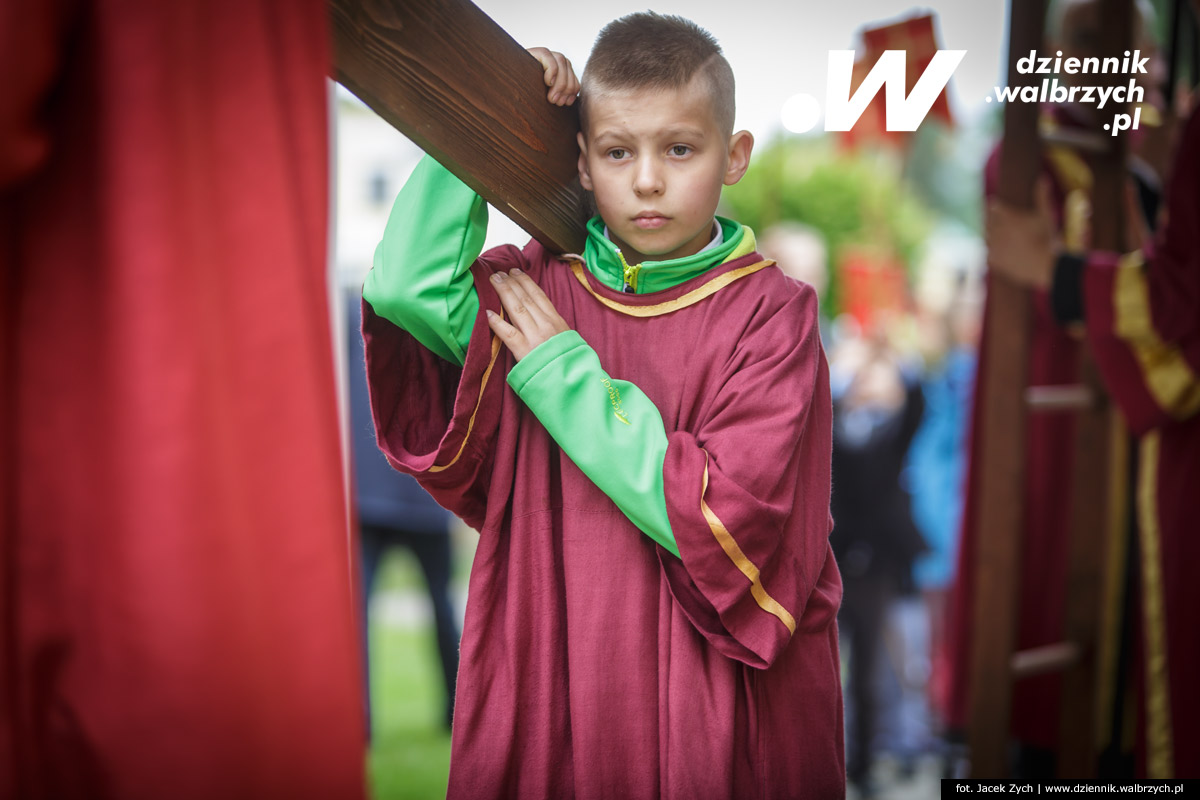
[903,122,986,234]
[374,548,427,594]
[722,135,935,318]
[366,536,475,800]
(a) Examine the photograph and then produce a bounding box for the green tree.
[722,135,935,318]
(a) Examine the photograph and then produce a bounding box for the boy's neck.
[583,216,755,295]
[604,219,721,266]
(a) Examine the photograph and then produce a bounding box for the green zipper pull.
[616,249,640,293]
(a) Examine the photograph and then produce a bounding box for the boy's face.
[576,74,752,265]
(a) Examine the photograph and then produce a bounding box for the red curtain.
[1,1,365,797]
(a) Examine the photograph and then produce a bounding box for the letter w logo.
[822,49,965,132]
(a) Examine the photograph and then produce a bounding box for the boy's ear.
[576,132,594,191]
[723,130,754,186]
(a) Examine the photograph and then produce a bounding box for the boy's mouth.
[632,213,669,230]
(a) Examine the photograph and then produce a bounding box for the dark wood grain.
[1055,0,1132,778]
[330,0,587,254]
[968,0,1043,778]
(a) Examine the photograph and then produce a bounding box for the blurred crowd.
[761,223,982,797]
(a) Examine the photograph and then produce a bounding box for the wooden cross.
[969,0,1134,778]
[330,0,588,254]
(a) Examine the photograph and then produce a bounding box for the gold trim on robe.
[1113,252,1200,420]
[701,454,796,635]
[429,314,505,474]
[1137,432,1174,778]
[1096,412,1130,751]
[567,258,775,318]
[1045,143,1093,252]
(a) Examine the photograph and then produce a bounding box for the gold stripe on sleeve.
[700,454,796,635]
[428,316,504,474]
[1137,432,1174,779]
[1045,145,1093,252]
[1113,251,1200,420]
[568,258,774,318]
[1095,412,1130,752]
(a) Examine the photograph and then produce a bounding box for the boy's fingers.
[485,308,523,346]
[525,48,576,105]
[527,47,555,82]
[488,269,569,357]
[490,270,539,327]
[509,269,558,318]
[562,57,580,102]
[563,57,579,96]
[554,54,579,105]
[497,270,533,317]
[552,51,570,91]
[544,55,559,87]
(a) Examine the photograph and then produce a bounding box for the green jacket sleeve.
[362,154,485,366]
[507,330,680,558]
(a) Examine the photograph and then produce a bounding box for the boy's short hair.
[580,13,736,136]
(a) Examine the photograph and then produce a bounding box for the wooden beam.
[968,0,1044,779]
[1011,642,1082,680]
[1026,384,1096,412]
[1055,0,1132,778]
[330,0,587,254]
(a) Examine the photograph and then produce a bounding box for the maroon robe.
[1079,108,1200,778]
[364,244,844,798]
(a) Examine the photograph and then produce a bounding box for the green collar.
[581,216,757,294]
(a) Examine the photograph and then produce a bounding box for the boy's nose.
[632,157,664,196]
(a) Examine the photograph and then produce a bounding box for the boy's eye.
[607,148,628,160]
[670,145,691,157]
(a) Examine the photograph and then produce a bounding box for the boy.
[362,13,843,798]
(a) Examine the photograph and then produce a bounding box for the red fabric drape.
[1,1,365,798]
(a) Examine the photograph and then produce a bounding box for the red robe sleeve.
[658,282,839,669]
[362,245,521,529]
[1082,108,1200,435]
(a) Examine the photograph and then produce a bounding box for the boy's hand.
[486,269,570,361]
[527,47,578,106]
